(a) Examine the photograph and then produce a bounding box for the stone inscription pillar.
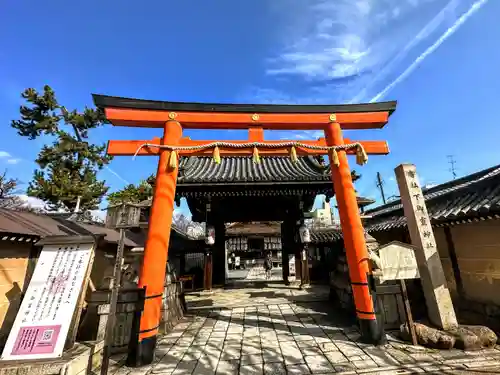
[395,164,458,330]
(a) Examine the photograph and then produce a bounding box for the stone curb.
[355,358,500,374]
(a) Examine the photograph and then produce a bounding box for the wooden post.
[295,250,302,282]
[281,221,290,284]
[325,122,384,345]
[204,251,213,291]
[395,164,458,330]
[213,220,226,287]
[134,120,182,366]
[101,229,126,375]
[224,240,229,284]
[400,279,418,346]
[301,245,310,286]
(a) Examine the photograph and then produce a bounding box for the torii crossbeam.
[95,94,397,366]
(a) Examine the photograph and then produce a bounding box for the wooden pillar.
[294,225,302,282]
[301,244,310,286]
[320,246,327,282]
[325,122,384,345]
[212,220,226,287]
[281,222,290,284]
[133,120,182,365]
[204,251,213,291]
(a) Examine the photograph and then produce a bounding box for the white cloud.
[251,0,486,104]
[0,151,21,164]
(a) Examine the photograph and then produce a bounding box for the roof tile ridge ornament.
[304,155,331,175]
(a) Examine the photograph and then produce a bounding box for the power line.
[375,172,387,204]
[447,155,457,180]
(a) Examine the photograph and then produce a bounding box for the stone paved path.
[243,267,295,283]
[186,284,329,310]
[109,286,500,375]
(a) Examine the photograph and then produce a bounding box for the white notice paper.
[1,243,93,360]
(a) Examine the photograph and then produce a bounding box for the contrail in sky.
[105,166,130,185]
[350,0,458,104]
[370,0,488,103]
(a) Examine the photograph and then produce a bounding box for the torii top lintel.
[93,94,397,131]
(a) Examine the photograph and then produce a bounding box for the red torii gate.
[94,95,397,365]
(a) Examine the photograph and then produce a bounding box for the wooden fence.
[92,287,145,354]
[87,282,185,354]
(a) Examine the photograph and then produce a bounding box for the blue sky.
[0,0,498,218]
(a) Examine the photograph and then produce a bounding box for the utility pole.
[376,172,387,204]
[447,155,457,180]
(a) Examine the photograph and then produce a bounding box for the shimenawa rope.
[131,141,368,169]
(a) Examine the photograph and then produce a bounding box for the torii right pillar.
[325,122,385,345]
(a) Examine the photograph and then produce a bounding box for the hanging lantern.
[205,225,215,245]
[299,225,311,244]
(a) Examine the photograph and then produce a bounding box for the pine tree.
[11,85,112,212]
[107,174,155,205]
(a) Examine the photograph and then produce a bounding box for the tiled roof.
[310,227,343,243]
[0,209,145,247]
[177,156,331,184]
[365,164,500,232]
[357,196,376,207]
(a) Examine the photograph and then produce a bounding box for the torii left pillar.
[129,120,182,366]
